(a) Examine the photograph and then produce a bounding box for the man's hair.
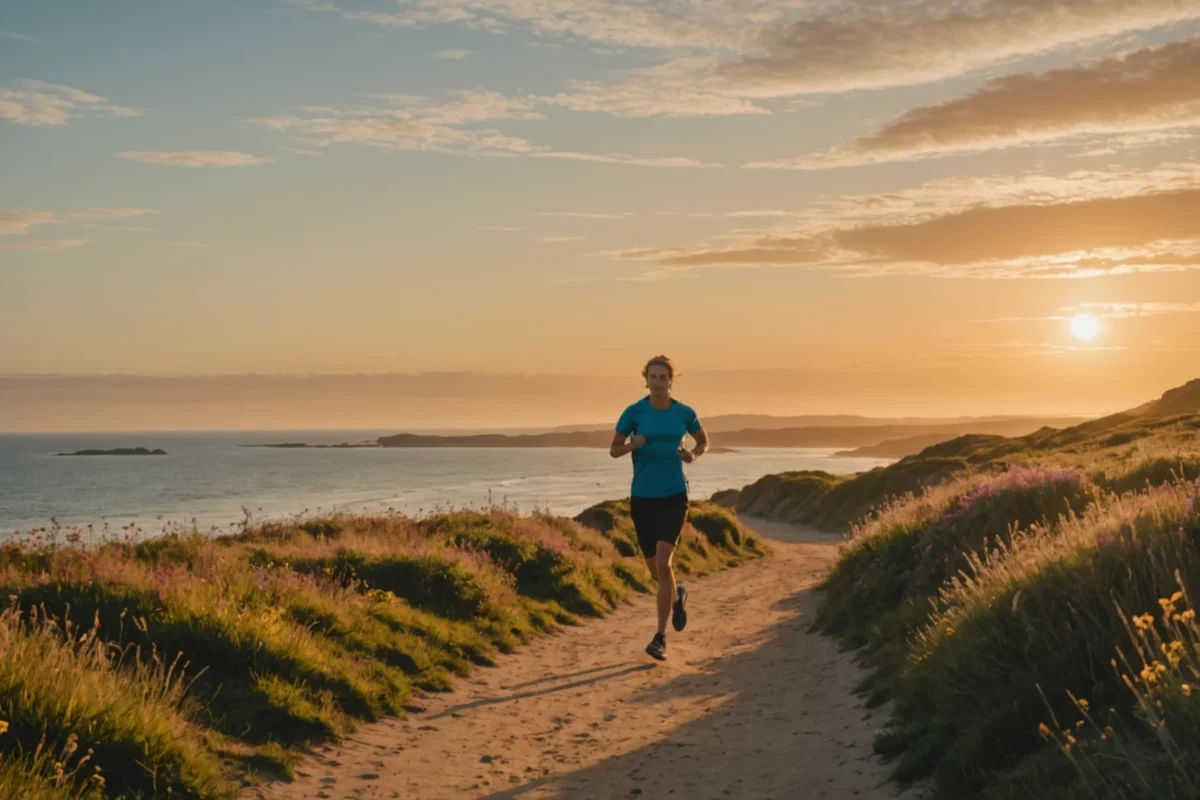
[641,355,675,379]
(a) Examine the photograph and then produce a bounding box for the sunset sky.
[3,1,1200,430]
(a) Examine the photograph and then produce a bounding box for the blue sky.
[3,1,1200,419]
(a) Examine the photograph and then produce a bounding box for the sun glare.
[1069,313,1101,340]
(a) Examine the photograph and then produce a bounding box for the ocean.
[0,430,895,540]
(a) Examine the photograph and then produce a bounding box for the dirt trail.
[245,517,930,800]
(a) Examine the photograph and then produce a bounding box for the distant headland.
[56,447,168,456]
[240,442,380,449]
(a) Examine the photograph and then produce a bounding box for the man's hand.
[679,447,695,463]
[629,435,647,450]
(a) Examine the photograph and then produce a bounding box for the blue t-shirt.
[615,397,703,498]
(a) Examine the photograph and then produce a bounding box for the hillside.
[740,377,1200,799]
[549,413,1090,434]
[0,501,764,798]
[721,378,1200,533]
[377,415,1088,450]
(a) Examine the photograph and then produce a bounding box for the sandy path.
[244,518,929,800]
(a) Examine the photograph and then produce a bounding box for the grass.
[0,499,763,799]
[799,405,1200,799]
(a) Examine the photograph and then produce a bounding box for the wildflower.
[1162,640,1186,667]
[0,720,8,735]
[1182,609,1197,623]
[1142,662,1168,684]
[1183,684,1193,696]
[1038,722,1051,739]
[1134,613,1156,632]
[1077,698,1089,712]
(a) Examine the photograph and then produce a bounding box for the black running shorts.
[629,492,689,559]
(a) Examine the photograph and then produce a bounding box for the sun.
[1069,313,1101,340]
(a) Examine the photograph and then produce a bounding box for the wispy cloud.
[83,224,158,232]
[302,0,1200,119]
[118,151,273,168]
[0,29,39,42]
[0,239,86,250]
[541,73,769,118]
[976,302,1200,322]
[536,211,632,219]
[714,0,1200,97]
[749,37,1200,169]
[535,151,721,168]
[167,241,216,248]
[0,211,56,236]
[1,79,140,126]
[253,93,721,167]
[602,164,1200,279]
[66,208,160,220]
[537,235,585,242]
[298,0,779,50]
[432,49,472,59]
[479,225,524,232]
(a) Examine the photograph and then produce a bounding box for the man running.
[610,355,709,661]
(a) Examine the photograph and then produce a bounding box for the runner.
[609,355,709,660]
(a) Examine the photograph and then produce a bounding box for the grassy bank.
[805,405,1200,798]
[0,500,764,799]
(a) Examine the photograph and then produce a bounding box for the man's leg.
[644,556,658,583]
[654,541,676,636]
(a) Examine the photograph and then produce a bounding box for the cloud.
[750,37,1200,169]
[432,48,472,59]
[167,242,216,248]
[1,79,140,126]
[537,235,585,242]
[603,164,1200,279]
[479,226,524,232]
[535,151,721,168]
[541,76,769,118]
[83,224,158,232]
[536,211,632,219]
[973,302,1200,322]
[1070,130,1197,158]
[284,146,324,156]
[118,151,273,167]
[834,189,1200,266]
[714,0,1200,97]
[0,211,56,235]
[254,114,537,156]
[66,208,160,220]
[0,29,39,42]
[0,239,86,250]
[253,94,721,167]
[298,0,782,50]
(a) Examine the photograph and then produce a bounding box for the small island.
[56,447,168,456]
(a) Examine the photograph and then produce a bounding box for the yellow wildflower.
[1182,609,1196,623]
[1162,640,1186,667]
[1142,662,1168,684]
[0,720,8,735]
[1038,722,1051,738]
[1134,613,1155,633]
[1183,684,1193,696]
[1077,698,1089,712]
[1160,597,1177,617]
